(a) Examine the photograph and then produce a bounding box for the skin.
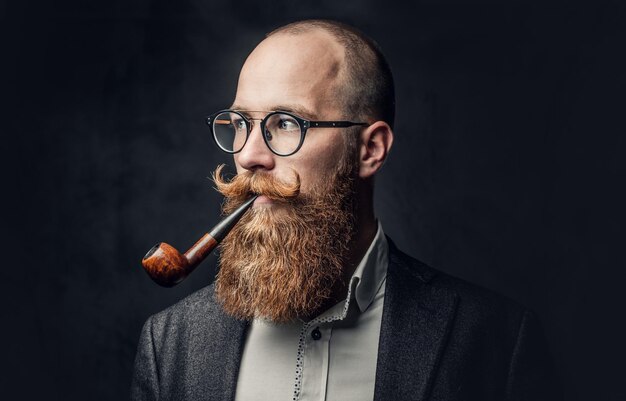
[231,29,394,301]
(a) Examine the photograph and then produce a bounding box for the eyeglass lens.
[213,112,302,155]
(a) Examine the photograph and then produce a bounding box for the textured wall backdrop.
[3,1,625,400]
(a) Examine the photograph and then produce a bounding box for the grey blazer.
[132,238,561,401]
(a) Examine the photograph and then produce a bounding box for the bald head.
[267,20,395,129]
[236,29,347,120]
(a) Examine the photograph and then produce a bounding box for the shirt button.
[311,327,322,341]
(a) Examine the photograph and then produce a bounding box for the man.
[132,20,560,401]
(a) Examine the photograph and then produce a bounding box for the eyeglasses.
[206,110,369,156]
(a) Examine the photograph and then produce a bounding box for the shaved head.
[236,29,347,121]
[267,19,395,130]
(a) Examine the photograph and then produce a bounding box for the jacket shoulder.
[145,284,241,341]
[385,241,561,400]
[134,286,248,399]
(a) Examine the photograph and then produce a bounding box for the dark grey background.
[2,1,625,400]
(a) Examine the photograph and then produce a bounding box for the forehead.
[233,30,346,118]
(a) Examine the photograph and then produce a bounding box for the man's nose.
[235,122,275,172]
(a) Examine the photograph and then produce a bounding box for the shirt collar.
[349,221,388,313]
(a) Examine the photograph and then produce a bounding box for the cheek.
[294,142,346,192]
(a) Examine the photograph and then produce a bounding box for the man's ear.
[358,121,394,179]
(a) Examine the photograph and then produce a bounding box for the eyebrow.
[229,104,318,120]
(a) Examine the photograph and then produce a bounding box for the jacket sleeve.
[505,310,563,401]
[131,316,160,401]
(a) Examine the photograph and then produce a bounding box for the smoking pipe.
[141,195,258,287]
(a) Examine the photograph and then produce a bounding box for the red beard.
[212,158,357,323]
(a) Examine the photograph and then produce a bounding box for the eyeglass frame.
[206,109,369,157]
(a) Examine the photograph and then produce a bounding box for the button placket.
[291,279,357,401]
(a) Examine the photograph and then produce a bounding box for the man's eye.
[277,118,299,131]
[232,119,247,130]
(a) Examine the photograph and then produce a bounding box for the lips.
[253,194,272,205]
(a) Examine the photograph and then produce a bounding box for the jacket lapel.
[374,240,458,401]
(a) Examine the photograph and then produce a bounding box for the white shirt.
[235,223,389,401]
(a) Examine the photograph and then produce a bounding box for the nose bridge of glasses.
[245,116,265,135]
[231,111,265,132]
